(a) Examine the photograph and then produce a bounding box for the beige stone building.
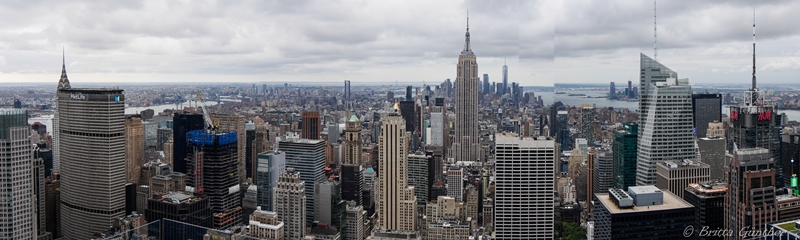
[125,115,144,184]
[375,113,417,232]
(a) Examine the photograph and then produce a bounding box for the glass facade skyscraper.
[636,53,696,186]
[613,123,638,190]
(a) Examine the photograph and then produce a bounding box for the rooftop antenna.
[749,7,759,105]
[751,7,757,92]
[654,0,658,61]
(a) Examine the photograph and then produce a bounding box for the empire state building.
[453,16,481,162]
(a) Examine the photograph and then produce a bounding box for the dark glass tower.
[172,112,204,174]
[341,164,363,206]
[692,94,722,138]
[613,122,638,190]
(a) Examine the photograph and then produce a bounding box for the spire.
[751,7,756,91]
[654,0,657,61]
[58,47,71,90]
[462,10,472,54]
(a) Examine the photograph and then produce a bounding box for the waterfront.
[28,101,219,133]
[536,90,800,122]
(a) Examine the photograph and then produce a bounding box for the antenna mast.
[654,0,658,61]
[751,8,756,91]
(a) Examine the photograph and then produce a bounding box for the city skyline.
[1,1,798,85]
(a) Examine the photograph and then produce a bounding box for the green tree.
[555,221,587,240]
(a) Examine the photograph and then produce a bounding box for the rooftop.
[658,159,709,169]
[152,191,202,204]
[770,220,800,237]
[58,88,124,93]
[628,185,662,195]
[596,190,693,215]
[777,194,800,202]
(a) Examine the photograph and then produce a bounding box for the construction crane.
[195,90,218,130]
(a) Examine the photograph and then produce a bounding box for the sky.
[0,0,798,86]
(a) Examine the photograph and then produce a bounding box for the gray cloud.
[0,0,798,85]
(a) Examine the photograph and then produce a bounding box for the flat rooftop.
[58,88,124,93]
[596,190,693,215]
[495,134,555,148]
[628,185,661,195]
[770,220,800,237]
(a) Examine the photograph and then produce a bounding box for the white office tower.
[273,168,306,240]
[452,16,481,163]
[375,112,417,232]
[447,166,464,201]
[0,109,35,239]
[430,109,444,146]
[494,134,556,239]
[636,53,696,186]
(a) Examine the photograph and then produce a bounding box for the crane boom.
[195,90,215,129]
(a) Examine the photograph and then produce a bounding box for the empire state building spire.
[58,48,71,90]
[462,12,472,54]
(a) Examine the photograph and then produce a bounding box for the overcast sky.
[0,0,798,86]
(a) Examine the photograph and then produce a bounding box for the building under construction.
[185,130,241,230]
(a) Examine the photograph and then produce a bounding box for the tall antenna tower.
[654,0,658,61]
[751,7,757,91]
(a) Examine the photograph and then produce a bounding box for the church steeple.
[462,11,472,55]
[58,48,71,90]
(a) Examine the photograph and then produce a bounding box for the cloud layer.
[0,0,798,86]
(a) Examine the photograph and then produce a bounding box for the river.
[28,101,220,132]
[535,90,800,122]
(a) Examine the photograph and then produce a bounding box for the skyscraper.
[212,113,247,185]
[698,135,726,180]
[592,186,694,240]
[494,134,556,239]
[0,109,35,239]
[591,149,613,196]
[57,66,126,239]
[609,81,616,99]
[725,147,777,239]
[728,17,782,185]
[375,112,417,231]
[655,160,710,198]
[172,112,204,174]
[344,115,362,165]
[453,17,481,163]
[314,180,346,231]
[256,151,286,211]
[344,80,351,99]
[483,74,490,95]
[345,202,367,240]
[502,60,508,95]
[301,111,321,140]
[185,130,242,229]
[407,153,429,209]
[636,53,696,186]
[341,164,363,206]
[613,122,638,190]
[581,104,595,144]
[125,115,144,184]
[280,137,326,224]
[429,103,445,147]
[691,94,722,138]
[684,180,727,240]
[274,169,306,240]
[447,166,464,201]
